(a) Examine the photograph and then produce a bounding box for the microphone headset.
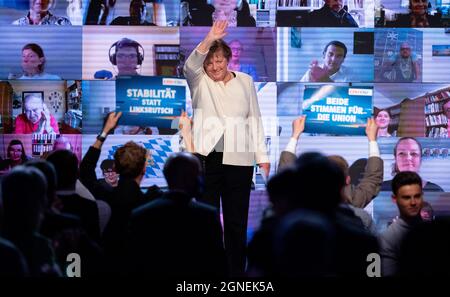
[108,38,145,66]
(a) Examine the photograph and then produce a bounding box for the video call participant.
[375,109,392,137]
[110,0,155,25]
[443,100,450,137]
[228,40,258,81]
[300,41,353,82]
[301,0,358,27]
[12,0,72,25]
[11,43,61,80]
[383,42,420,82]
[279,116,383,210]
[94,38,144,79]
[14,94,60,134]
[182,0,255,27]
[183,21,269,276]
[387,0,442,27]
[381,137,444,192]
[0,140,31,175]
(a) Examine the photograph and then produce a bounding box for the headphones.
[109,38,145,66]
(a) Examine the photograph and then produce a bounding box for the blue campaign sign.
[116,76,186,128]
[302,85,373,135]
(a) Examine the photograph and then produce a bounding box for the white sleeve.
[284,137,298,154]
[369,140,380,158]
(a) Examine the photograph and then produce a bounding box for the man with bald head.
[385,42,420,82]
[128,152,227,277]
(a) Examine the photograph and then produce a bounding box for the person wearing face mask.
[14,94,60,134]
[15,44,61,80]
[300,40,353,82]
[12,0,72,25]
[380,137,444,192]
[388,0,442,27]
[301,0,358,27]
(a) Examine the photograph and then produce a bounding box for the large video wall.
[1,0,450,232]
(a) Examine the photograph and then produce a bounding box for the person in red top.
[14,94,59,134]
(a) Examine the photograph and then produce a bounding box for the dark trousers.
[196,151,254,276]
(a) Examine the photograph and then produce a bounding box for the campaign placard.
[302,85,373,135]
[116,76,186,128]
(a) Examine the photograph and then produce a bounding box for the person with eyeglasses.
[383,42,420,82]
[228,40,257,81]
[380,137,443,192]
[14,94,59,134]
[113,39,143,77]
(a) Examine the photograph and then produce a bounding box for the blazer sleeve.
[248,76,269,164]
[278,151,297,172]
[349,156,384,208]
[79,146,113,203]
[183,44,208,100]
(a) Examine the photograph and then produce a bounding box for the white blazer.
[183,46,269,166]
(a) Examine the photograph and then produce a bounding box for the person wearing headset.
[94,38,144,79]
[110,38,144,77]
[301,0,358,27]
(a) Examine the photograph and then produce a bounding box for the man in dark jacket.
[79,112,162,274]
[302,0,358,27]
[128,152,227,277]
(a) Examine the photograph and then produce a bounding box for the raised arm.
[79,112,122,202]
[183,21,228,87]
[350,118,384,208]
[278,115,306,171]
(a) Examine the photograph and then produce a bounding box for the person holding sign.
[279,116,383,209]
[183,21,270,276]
[300,41,353,83]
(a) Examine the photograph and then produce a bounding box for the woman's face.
[30,0,51,13]
[204,50,229,82]
[213,0,237,11]
[9,144,23,162]
[395,139,422,173]
[22,49,43,74]
[410,0,428,16]
[375,110,390,129]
